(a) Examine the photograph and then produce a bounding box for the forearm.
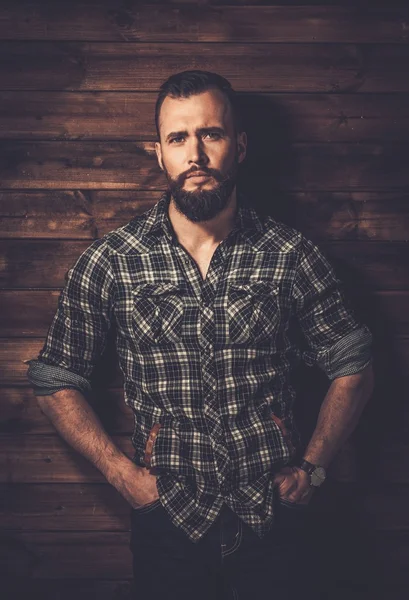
[36,388,132,486]
[303,363,374,469]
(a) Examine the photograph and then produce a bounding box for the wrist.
[297,458,327,488]
[104,452,137,487]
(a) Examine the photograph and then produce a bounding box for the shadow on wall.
[237,93,298,223]
[236,92,407,463]
[235,93,407,598]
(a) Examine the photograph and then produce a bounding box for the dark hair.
[155,70,243,140]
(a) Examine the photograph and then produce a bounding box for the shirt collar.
[141,189,265,246]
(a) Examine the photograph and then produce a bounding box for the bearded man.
[28,70,374,600]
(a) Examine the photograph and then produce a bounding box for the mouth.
[186,173,212,183]
[187,171,210,179]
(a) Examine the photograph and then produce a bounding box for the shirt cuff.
[317,325,373,380]
[26,359,92,396]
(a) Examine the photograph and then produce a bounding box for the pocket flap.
[228,280,279,298]
[132,282,185,297]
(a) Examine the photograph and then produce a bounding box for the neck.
[168,188,238,252]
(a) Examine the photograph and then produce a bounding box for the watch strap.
[298,459,316,475]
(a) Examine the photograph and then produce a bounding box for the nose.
[187,137,208,167]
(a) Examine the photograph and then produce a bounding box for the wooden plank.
[361,484,409,531]
[0,531,132,579]
[0,387,132,435]
[2,42,409,93]
[1,190,408,242]
[0,240,90,288]
[2,239,409,290]
[2,92,409,143]
[0,338,124,387]
[292,192,409,243]
[0,483,130,531]
[0,290,61,336]
[0,141,158,190]
[0,339,46,386]
[1,5,408,43]
[0,190,157,240]
[3,579,134,600]
[320,241,409,291]
[1,141,409,190]
[2,290,409,339]
[0,434,134,483]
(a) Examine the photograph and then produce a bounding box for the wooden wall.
[1,2,409,598]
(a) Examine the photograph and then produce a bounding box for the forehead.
[159,88,233,133]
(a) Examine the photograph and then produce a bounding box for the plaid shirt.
[28,191,372,542]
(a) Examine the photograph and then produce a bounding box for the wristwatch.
[298,459,326,487]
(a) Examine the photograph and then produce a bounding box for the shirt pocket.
[131,282,185,345]
[227,280,280,344]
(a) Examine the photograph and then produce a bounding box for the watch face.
[311,467,326,487]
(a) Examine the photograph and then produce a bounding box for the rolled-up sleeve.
[27,237,115,395]
[291,236,372,380]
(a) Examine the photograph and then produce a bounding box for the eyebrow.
[165,127,226,142]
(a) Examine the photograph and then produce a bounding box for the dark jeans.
[130,497,314,600]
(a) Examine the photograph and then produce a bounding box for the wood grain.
[1,190,408,241]
[320,242,409,291]
[0,483,131,531]
[2,43,409,92]
[0,434,133,483]
[2,579,134,600]
[2,239,409,290]
[0,531,132,578]
[0,141,159,190]
[0,387,131,434]
[0,5,408,43]
[0,337,123,387]
[0,190,157,240]
[1,141,409,190]
[2,92,409,143]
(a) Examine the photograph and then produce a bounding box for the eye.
[205,132,221,140]
[169,136,184,144]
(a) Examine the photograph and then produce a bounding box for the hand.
[110,458,159,509]
[273,466,314,505]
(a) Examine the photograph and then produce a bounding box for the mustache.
[179,168,223,184]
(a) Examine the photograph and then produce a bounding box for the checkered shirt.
[29,191,372,542]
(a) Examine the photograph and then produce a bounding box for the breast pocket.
[227,281,280,345]
[132,282,185,345]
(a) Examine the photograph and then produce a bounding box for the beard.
[163,152,239,223]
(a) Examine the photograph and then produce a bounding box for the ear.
[155,141,164,171]
[237,131,247,164]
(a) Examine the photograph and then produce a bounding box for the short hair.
[155,70,243,140]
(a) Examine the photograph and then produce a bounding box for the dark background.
[1,1,409,598]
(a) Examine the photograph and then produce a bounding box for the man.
[28,70,374,599]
